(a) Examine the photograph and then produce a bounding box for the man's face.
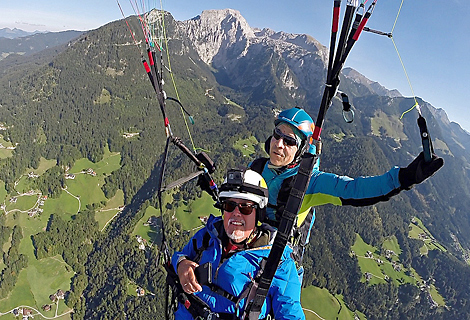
[223,198,257,243]
[269,123,299,166]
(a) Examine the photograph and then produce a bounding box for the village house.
[198,216,209,224]
[9,197,17,203]
[42,304,52,312]
[57,289,65,299]
[65,173,75,179]
[28,172,39,178]
[136,287,145,297]
[28,209,38,217]
[365,272,372,282]
[22,308,32,319]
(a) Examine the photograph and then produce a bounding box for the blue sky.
[1,0,469,132]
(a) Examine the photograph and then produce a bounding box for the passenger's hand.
[177,259,203,294]
[399,152,444,190]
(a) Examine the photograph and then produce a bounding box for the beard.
[226,229,246,242]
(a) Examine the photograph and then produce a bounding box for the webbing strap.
[243,153,317,320]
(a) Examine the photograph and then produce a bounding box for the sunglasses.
[222,200,257,215]
[273,127,298,147]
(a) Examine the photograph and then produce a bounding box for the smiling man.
[171,168,305,320]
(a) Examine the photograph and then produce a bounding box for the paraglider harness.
[249,157,314,265]
[164,231,272,320]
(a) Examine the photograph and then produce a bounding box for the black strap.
[165,262,237,320]
[243,153,317,320]
[193,231,211,264]
[249,157,269,175]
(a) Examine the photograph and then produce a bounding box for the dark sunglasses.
[273,127,298,147]
[222,200,257,215]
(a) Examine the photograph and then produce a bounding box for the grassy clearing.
[0,135,14,159]
[233,136,259,157]
[409,217,446,254]
[5,194,39,213]
[301,286,365,320]
[13,175,34,194]
[42,191,80,218]
[1,209,73,316]
[34,157,57,175]
[96,189,124,230]
[382,236,402,257]
[351,233,377,256]
[65,174,107,209]
[174,192,219,231]
[370,110,407,140]
[0,151,122,316]
[133,205,161,244]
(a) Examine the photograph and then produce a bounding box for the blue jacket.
[171,215,305,320]
[257,160,401,227]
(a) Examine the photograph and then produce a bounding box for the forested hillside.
[0,9,469,320]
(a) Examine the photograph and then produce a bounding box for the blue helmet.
[275,107,314,141]
[267,108,315,162]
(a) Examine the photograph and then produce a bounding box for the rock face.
[175,9,328,105]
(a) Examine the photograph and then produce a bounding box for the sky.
[1,0,469,132]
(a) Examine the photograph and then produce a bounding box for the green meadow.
[408,217,447,254]
[233,136,260,157]
[174,192,219,231]
[0,149,121,316]
[301,286,366,320]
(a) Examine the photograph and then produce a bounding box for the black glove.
[399,152,444,190]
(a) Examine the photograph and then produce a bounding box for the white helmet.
[218,169,269,222]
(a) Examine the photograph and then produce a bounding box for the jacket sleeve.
[171,227,208,272]
[269,258,306,320]
[301,166,402,209]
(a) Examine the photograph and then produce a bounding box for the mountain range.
[0,9,469,319]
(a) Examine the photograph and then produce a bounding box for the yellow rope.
[160,0,197,152]
[390,37,419,118]
[390,0,404,35]
[388,0,420,119]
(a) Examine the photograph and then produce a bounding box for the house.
[10,197,17,203]
[28,209,38,217]
[13,309,19,316]
[136,287,145,297]
[22,308,32,317]
[198,216,209,224]
[42,304,51,312]
[28,172,39,178]
[365,272,372,282]
[65,173,75,179]
[49,293,57,302]
[57,289,65,299]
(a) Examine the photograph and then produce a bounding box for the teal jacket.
[258,161,401,225]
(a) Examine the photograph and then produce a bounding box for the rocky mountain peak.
[181,9,255,64]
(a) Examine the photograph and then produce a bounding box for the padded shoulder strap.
[248,158,269,175]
